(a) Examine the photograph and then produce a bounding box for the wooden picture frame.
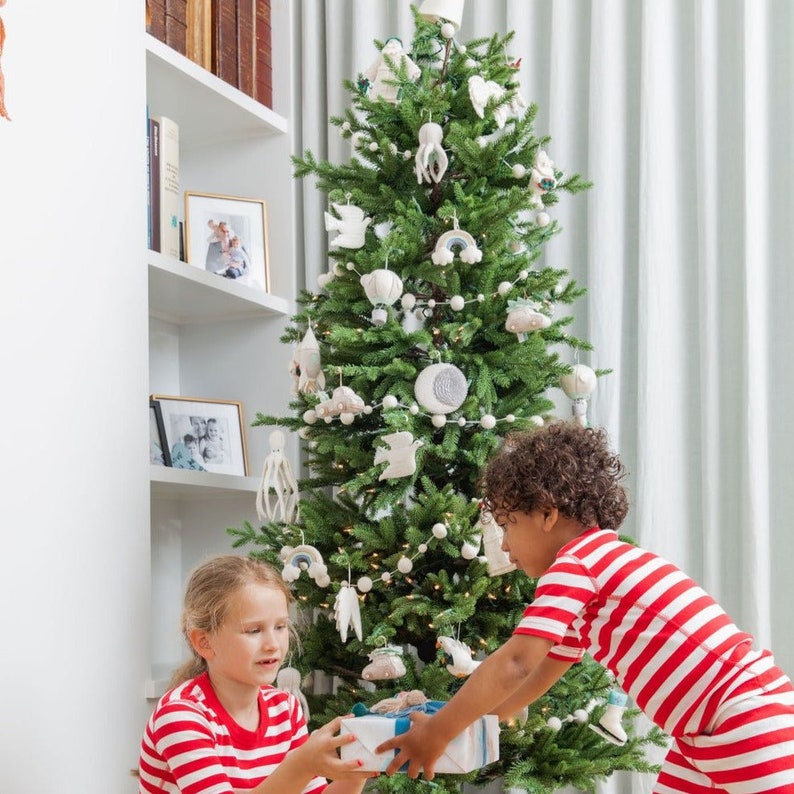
[149,398,172,467]
[184,191,270,293]
[151,394,249,476]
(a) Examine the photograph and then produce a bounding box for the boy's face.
[499,510,563,578]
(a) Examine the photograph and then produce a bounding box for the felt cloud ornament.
[325,203,372,249]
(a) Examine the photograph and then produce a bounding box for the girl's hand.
[295,715,379,781]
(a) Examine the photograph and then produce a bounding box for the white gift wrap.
[339,712,499,773]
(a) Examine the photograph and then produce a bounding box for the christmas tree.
[230,6,666,793]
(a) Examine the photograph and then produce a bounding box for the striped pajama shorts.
[654,670,794,793]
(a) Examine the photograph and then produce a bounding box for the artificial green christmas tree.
[230,6,666,793]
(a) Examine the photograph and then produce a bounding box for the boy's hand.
[375,712,447,779]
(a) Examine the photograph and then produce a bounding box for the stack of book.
[147,0,272,108]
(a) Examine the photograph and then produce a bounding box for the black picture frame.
[149,399,172,467]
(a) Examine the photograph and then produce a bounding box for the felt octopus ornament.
[415,122,448,184]
[0,0,10,121]
[256,430,299,524]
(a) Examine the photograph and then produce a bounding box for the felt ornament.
[468,75,527,130]
[589,689,629,746]
[280,544,330,587]
[505,298,551,341]
[431,224,482,266]
[362,37,420,103]
[418,0,464,30]
[478,509,516,576]
[368,689,429,714]
[361,643,406,681]
[436,635,481,677]
[334,582,363,642]
[560,363,597,427]
[276,667,311,722]
[256,430,299,524]
[290,327,325,395]
[360,268,403,326]
[414,362,468,414]
[415,122,448,184]
[529,150,557,208]
[324,203,372,249]
[373,431,423,480]
[315,384,366,422]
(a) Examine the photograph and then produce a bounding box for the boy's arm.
[493,655,573,721]
[377,633,554,779]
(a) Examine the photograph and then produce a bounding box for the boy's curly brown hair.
[479,421,629,529]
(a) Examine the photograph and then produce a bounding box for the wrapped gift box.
[339,707,500,773]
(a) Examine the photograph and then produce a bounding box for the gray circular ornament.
[414,363,468,414]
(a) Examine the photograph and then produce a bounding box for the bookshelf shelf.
[145,34,288,147]
[150,465,260,498]
[148,251,292,324]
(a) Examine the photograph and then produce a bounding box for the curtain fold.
[294,2,794,790]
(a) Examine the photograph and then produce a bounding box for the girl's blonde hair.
[169,554,294,688]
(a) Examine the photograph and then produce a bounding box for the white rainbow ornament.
[431,225,482,266]
[280,544,330,587]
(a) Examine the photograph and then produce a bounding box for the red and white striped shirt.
[139,672,326,794]
[514,528,779,736]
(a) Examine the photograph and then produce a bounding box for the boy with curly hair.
[377,421,794,793]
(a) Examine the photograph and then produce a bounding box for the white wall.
[0,1,150,790]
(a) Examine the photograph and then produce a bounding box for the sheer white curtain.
[291,2,794,791]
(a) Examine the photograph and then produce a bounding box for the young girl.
[377,422,794,793]
[139,555,377,793]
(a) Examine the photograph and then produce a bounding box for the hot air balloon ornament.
[560,363,597,427]
[360,267,403,326]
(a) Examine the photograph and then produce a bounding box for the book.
[147,0,167,42]
[152,115,180,259]
[147,116,161,253]
[212,0,239,87]
[165,0,188,56]
[187,0,212,70]
[253,0,272,107]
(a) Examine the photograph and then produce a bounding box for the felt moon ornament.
[414,363,468,414]
[431,228,483,266]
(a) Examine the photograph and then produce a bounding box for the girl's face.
[207,423,219,440]
[199,583,290,690]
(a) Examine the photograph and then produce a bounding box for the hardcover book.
[152,115,180,259]
[253,0,272,107]
[147,116,161,253]
[211,0,238,87]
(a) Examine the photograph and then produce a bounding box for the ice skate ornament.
[589,689,628,746]
[0,1,10,121]
[334,581,363,642]
[360,267,403,326]
[324,202,372,249]
[361,642,406,681]
[529,150,558,208]
[436,635,481,677]
[478,509,516,576]
[362,36,420,103]
[374,431,423,480]
[505,298,551,341]
[290,326,325,395]
[431,221,483,266]
[276,667,311,722]
[415,122,449,184]
[280,543,330,587]
[256,430,299,523]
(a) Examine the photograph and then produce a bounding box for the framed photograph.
[151,395,249,476]
[149,399,172,467]
[184,191,270,292]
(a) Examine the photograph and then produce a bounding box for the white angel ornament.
[289,327,325,395]
[415,122,448,184]
[374,431,423,480]
[436,635,482,677]
[334,582,363,642]
[363,36,420,103]
[256,430,299,523]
